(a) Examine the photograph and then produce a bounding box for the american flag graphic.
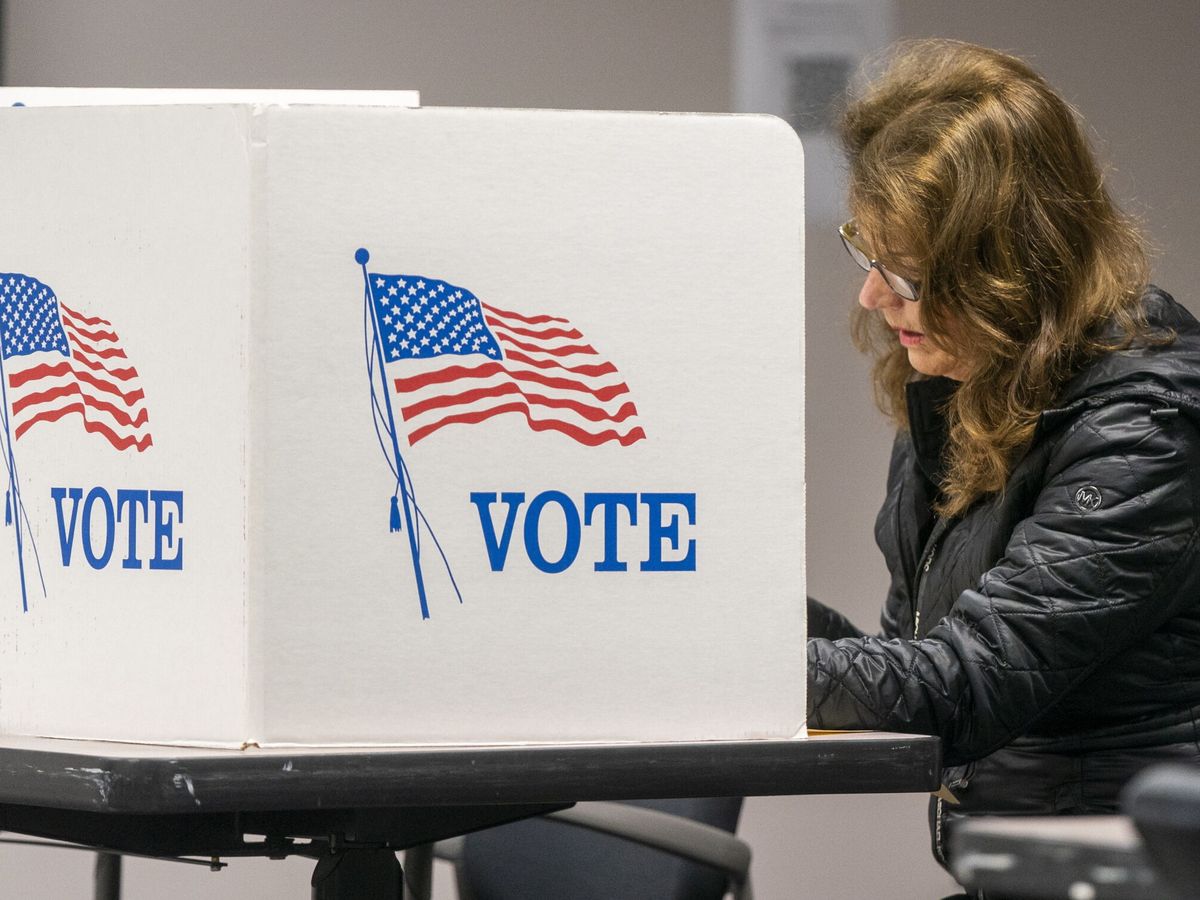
[366,272,646,447]
[0,273,152,452]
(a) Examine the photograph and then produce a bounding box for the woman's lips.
[897,328,925,347]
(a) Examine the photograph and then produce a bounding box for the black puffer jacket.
[808,288,1200,865]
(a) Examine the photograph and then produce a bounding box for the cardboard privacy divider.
[0,94,805,747]
[0,87,421,107]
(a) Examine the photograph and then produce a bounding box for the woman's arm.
[808,400,1200,765]
[807,596,868,640]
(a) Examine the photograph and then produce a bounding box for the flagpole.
[357,248,429,620]
[0,344,29,612]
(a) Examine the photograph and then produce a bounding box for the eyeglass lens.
[839,231,918,301]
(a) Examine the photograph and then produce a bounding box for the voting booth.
[0,91,805,748]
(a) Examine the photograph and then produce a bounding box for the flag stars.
[387,284,398,296]
[375,278,385,288]
[391,348,400,358]
[416,280,425,289]
[408,286,417,296]
[383,314,392,325]
[420,336,429,347]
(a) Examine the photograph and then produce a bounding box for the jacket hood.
[1043,287,1200,430]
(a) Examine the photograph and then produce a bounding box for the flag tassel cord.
[0,347,30,612]
[0,438,46,599]
[396,454,463,606]
[359,250,430,620]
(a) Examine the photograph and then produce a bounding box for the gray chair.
[1123,763,1200,898]
[435,797,752,900]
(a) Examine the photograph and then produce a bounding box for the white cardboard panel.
[254,107,806,745]
[0,105,253,744]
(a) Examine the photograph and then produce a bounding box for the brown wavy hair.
[842,40,1153,517]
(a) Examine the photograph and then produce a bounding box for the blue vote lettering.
[523,491,581,574]
[470,491,696,573]
[470,491,525,571]
[51,486,185,571]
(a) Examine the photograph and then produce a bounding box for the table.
[0,731,940,899]
[950,815,1164,900]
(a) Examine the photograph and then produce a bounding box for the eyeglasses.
[838,220,920,301]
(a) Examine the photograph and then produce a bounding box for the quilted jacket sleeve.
[808,400,1200,765]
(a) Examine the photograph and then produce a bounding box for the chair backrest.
[1123,763,1200,896]
[460,797,744,900]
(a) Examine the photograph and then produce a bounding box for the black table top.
[0,731,940,814]
[0,731,941,859]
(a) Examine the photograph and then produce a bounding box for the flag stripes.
[0,274,152,452]
[367,271,645,448]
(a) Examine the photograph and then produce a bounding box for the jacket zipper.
[934,796,948,864]
[916,518,953,866]
[912,534,940,639]
[915,522,950,864]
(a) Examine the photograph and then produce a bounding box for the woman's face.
[858,268,970,381]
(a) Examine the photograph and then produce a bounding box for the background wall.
[1,1,1196,897]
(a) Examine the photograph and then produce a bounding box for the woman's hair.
[841,39,1153,518]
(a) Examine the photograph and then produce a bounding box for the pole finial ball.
[355,248,370,265]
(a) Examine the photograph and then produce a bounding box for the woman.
[806,39,1200,881]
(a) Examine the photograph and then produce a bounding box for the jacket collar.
[905,376,957,486]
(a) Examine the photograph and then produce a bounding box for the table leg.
[402,844,433,900]
[94,852,122,900]
[311,848,403,899]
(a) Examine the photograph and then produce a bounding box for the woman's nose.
[858,267,904,310]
